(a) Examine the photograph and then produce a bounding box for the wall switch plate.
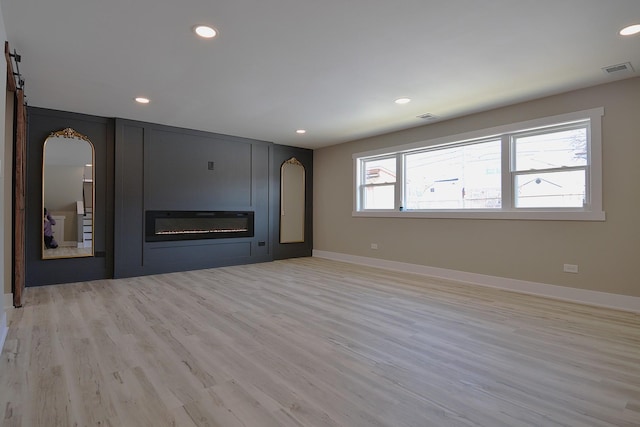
[563,264,579,273]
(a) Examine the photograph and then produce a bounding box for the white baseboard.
[312,250,640,313]
[0,311,7,352]
[3,293,12,310]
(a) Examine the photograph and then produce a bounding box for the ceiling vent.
[416,113,438,120]
[601,62,634,76]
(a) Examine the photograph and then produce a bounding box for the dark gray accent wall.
[271,144,313,260]
[25,107,114,286]
[145,129,253,209]
[113,119,273,278]
[24,109,313,286]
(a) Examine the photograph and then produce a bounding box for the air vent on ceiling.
[417,112,438,120]
[601,62,634,75]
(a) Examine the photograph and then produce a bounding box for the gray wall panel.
[144,241,253,273]
[252,143,271,259]
[146,129,252,210]
[114,120,274,278]
[113,121,145,278]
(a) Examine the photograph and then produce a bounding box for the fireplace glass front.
[145,211,254,242]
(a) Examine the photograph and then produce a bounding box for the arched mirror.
[42,128,95,259]
[280,157,305,243]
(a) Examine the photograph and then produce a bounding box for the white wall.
[4,87,12,295]
[44,165,84,211]
[0,2,10,349]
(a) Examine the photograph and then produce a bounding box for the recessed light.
[135,97,150,104]
[620,24,640,36]
[194,25,217,38]
[395,97,411,104]
[296,129,307,134]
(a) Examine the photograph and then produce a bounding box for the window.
[404,139,502,210]
[512,125,587,208]
[353,108,604,221]
[360,156,396,210]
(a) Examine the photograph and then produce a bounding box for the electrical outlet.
[370,243,378,250]
[563,264,578,273]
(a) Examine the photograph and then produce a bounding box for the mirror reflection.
[42,128,95,259]
[280,157,305,243]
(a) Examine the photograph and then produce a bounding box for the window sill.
[352,209,606,221]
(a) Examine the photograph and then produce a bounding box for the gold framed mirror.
[42,128,95,259]
[280,157,305,243]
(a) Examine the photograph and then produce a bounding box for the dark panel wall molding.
[24,109,313,285]
[271,145,313,260]
[113,119,275,278]
[25,107,115,286]
[145,128,254,210]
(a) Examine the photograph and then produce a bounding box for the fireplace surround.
[145,211,254,242]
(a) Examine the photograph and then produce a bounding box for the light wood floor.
[1,258,639,426]
[42,246,92,259]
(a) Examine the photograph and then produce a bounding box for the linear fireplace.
[145,211,254,242]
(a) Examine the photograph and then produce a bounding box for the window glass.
[513,127,587,171]
[362,157,396,209]
[363,184,395,209]
[364,158,395,184]
[515,170,585,208]
[404,140,501,209]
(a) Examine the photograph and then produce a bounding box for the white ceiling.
[3,0,639,149]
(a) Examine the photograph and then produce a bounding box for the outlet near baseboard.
[563,264,579,273]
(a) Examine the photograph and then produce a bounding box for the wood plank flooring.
[1,257,639,426]
[42,246,92,259]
